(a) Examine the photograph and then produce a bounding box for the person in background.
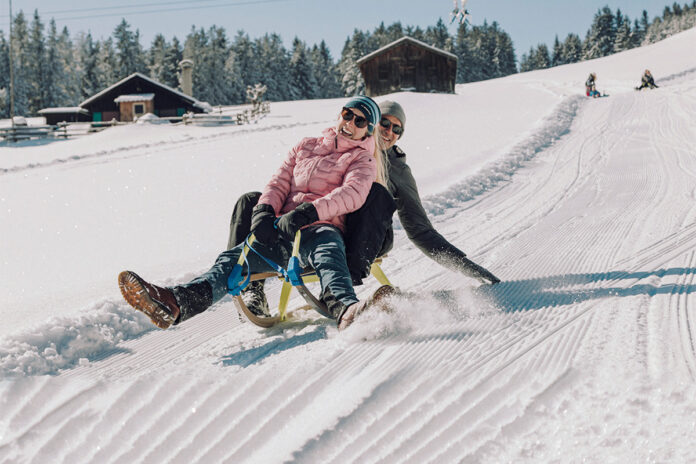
[585,73,601,98]
[635,69,659,90]
[119,96,391,331]
[228,100,500,318]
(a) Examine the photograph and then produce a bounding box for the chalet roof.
[37,107,90,115]
[356,36,458,65]
[114,93,155,103]
[79,72,199,108]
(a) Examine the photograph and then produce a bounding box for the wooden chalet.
[356,36,458,97]
[78,72,208,122]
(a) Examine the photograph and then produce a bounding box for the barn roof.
[79,72,201,108]
[356,36,458,65]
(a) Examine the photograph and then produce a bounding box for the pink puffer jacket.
[258,127,377,232]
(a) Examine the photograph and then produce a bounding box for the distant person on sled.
[119,96,393,331]
[635,69,658,90]
[585,73,601,98]
[227,100,501,319]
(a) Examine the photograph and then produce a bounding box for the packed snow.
[1,27,696,463]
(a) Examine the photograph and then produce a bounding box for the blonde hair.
[372,136,389,187]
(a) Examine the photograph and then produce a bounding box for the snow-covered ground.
[1,27,696,463]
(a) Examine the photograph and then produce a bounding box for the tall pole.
[9,0,15,127]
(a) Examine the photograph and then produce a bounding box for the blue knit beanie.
[344,95,381,135]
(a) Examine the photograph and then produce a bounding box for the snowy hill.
[1,27,696,463]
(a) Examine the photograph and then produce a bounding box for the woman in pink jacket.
[119,96,388,330]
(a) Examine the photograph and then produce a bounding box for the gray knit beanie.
[378,100,406,136]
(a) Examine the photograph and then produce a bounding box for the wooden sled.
[230,233,392,328]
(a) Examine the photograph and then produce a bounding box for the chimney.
[179,59,194,96]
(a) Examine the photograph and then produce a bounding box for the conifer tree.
[148,34,169,85]
[254,33,291,101]
[162,37,183,90]
[289,37,318,100]
[76,32,100,101]
[310,41,341,98]
[43,20,66,108]
[560,33,583,64]
[10,11,30,116]
[425,18,453,52]
[229,31,260,101]
[614,11,633,52]
[551,35,563,66]
[95,38,118,90]
[0,32,9,117]
[583,6,617,59]
[113,19,146,79]
[27,10,46,113]
[59,26,81,105]
[338,30,368,96]
[223,48,246,104]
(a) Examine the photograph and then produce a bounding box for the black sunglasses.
[380,118,403,136]
[341,108,369,129]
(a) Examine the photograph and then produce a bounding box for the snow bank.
[0,300,151,377]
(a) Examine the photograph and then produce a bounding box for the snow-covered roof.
[114,93,155,103]
[79,72,200,108]
[37,107,90,115]
[356,36,458,64]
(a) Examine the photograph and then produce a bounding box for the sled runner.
[228,232,392,328]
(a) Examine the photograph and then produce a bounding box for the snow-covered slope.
[1,27,696,463]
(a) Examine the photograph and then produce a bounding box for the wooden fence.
[1,102,271,142]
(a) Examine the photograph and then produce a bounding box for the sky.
[0,0,668,62]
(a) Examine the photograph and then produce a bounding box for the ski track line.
[0,119,329,176]
[673,250,696,380]
[375,312,592,463]
[192,335,397,463]
[365,223,696,462]
[335,303,593,462]
[279,335,441,462]
[0,380,103,461]
[59,377,174,464]
[132,370,273,464]
[429,97,594,277]
[425,319,591,463]
[421,96,583,217]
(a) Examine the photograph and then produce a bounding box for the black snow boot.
[240,280,271,319]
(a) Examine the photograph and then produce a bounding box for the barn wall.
[359,42,456,97]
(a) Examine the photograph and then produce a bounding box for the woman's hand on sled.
[276,203,319,239]
[250,204,278,245]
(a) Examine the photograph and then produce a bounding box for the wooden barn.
[78,72,208,122]
[356,36,458,97]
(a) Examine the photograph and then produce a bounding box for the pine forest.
[0,2,694,118]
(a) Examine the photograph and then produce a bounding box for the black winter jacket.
[386,145,470,270]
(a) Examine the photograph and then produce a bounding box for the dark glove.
[276,202,319,239]
[250,203,277,245]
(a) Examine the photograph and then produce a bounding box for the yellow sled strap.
[370,262,392,286]
[278,230,303,321]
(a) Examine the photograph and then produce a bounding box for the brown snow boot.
[337,285,396,331]
[118,271,181,329]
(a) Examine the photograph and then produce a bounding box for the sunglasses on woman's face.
[379,118,403,136]
[341,108,369,129]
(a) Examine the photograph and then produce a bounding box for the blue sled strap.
[227,234,256,296]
